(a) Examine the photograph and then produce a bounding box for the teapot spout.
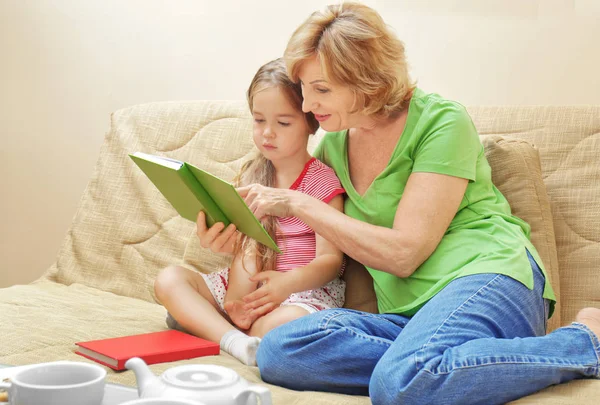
[125,357,162,398]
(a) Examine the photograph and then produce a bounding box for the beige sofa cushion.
[481,135,561,331]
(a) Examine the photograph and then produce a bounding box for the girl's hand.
[196,211,238,255]
[242,271,294,318]
[237,184,295,220]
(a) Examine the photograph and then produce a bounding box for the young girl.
[154,58,346,366]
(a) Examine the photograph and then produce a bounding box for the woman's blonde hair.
[285,2,416,118]
[233,58,318,273]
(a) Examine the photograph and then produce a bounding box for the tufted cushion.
[481,135,561,331]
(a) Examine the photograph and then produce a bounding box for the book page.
[132,152,183,170]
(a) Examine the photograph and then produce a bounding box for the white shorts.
[200,267,346,315]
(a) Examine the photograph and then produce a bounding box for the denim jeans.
[257,252,600,405]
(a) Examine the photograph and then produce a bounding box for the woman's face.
[298,56,360,132]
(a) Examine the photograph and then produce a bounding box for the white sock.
[219,329,261,366]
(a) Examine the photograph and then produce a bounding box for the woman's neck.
[271,151,312,189]
[351,90,413,137]
[352,107,409,139]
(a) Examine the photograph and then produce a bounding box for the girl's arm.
[242,195,345,316]
[239,172,468,278]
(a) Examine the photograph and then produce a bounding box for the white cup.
[0,361,106,405]
[120,399,205,405]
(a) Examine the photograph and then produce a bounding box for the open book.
[129,152,280,252]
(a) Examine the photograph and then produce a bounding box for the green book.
[129,152,280,253]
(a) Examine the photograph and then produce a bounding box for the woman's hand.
[241,271,295,318]
[237,184,296,220]
[195,211,238,255]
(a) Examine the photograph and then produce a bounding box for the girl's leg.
[154,265,260,365]
[369,253,600,405]
[248,305,310,338]
[257,308,410,395]
[224,253,260,330]
[154,265,232,342]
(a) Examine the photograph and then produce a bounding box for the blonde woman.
[154,58,346,366]
[197,3,600,404]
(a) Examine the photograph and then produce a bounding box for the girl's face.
[252,86,311,164]
[298,55,361,132]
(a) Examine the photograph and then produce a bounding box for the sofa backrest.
[44,101,599,329]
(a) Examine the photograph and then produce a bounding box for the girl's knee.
[154,265,188,302]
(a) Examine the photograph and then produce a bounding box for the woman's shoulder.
[410,88,472,124]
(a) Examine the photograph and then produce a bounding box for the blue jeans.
[257,252,600,405]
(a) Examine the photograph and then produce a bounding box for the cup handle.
[235,385,272,405]
[0,381,10,402]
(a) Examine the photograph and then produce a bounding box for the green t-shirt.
[313,88,556,317]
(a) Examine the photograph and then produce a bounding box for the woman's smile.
[314,114,331,122]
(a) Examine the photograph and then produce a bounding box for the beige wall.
[1,0,599,288]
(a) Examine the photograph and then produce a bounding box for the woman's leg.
[369,253,600,405]
[257,308,410,395]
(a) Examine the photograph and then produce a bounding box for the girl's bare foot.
[225,300,258,330]
[576,307,600,338]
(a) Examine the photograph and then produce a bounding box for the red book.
[75,330,220,370]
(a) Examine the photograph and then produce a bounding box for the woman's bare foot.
[225,300,258,330]
[576,307,600,338]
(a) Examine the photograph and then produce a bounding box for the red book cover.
[75,330,220,370]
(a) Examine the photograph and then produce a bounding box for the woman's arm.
[241,195,345,316]
[239,172,467,278]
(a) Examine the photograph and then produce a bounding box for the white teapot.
[125,357,272,405]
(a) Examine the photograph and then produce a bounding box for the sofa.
[1,100,599,405]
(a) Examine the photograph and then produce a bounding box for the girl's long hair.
[234,58,319,273]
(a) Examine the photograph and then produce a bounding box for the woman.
[201,3,600,404]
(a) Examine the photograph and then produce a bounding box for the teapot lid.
[163,365,240,390]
